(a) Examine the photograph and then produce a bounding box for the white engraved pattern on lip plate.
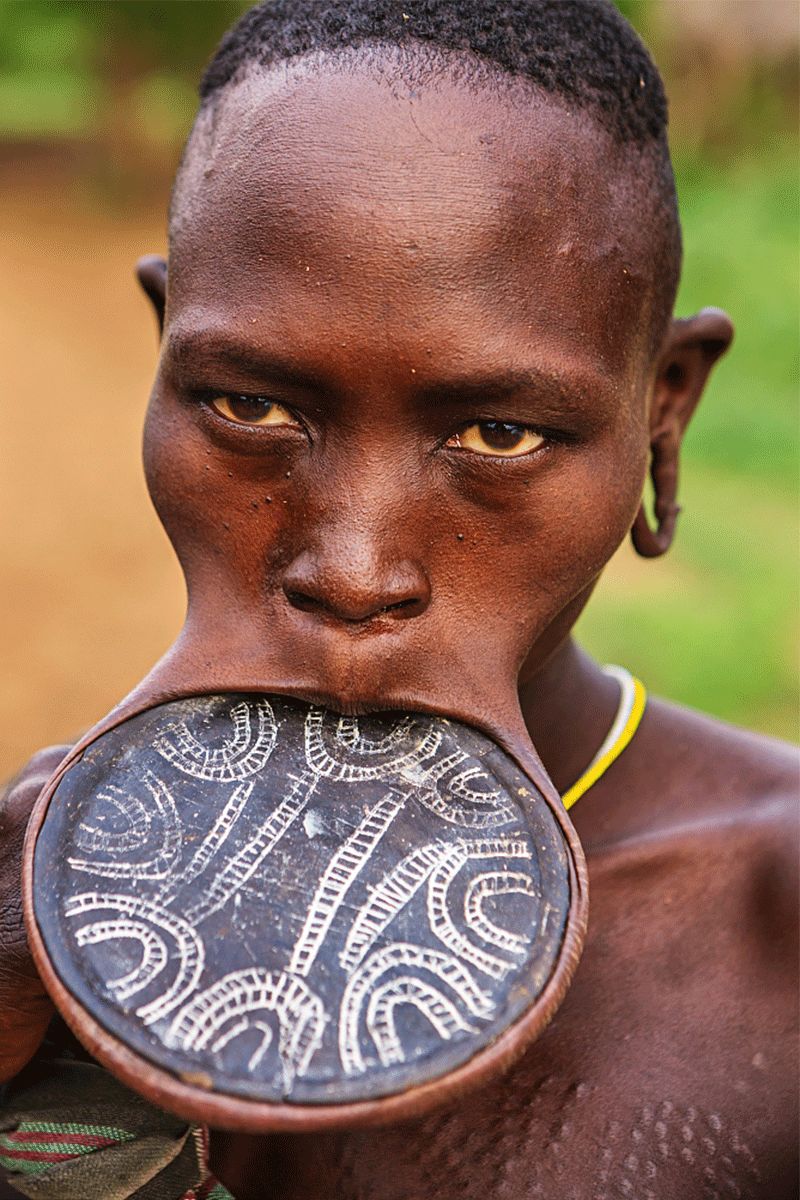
[155,699,277,782]
[47,694,563,1103]
[289,790,407,979]
[74,918,168,1002]
[367,977,478,1068]
[73,784,151,856]
[464,871,539,956]
[339,942,495,1075]
[184,772,316,927]
[157,779,254,906]
[339,840,454,973]
[304,708,442,781]
[168,968,326,1091]
[68,772,181,881]
[414,764,517,828]
[426,838,535,980]
[65,891,205,1024]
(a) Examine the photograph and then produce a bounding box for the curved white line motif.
[169,969,325,1089]
[449,766,503,806]
[67,773,181,880]
[154,699,277,782]
[185,772,316,926]
[340,942,493,1074]
[407,749,468,785]
[366,976,477,1067]
[74,786,151,856]
[289,791,406,978]
[64,891,204,1025]
[464,871,539,956]
[414,785,516,828]
[427,839,534,979]
[74,918,168,1001]
[158,781,253,905]
[304,709,441,782]
[212,1019,274,1072]
[339,839,454,973]
[334,716,415,754]
[411,757,517,828]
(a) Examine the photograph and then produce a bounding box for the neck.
[518,639,620,795]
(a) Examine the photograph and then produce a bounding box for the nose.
[282,542,430,625]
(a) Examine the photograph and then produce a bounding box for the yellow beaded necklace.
[561,665,647,812]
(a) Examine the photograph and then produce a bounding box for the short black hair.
[179,0,681,350]
[201,0,668,150]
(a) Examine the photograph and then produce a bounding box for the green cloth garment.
[0,1059,233,1200]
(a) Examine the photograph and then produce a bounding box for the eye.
[447,421,545,458]
[209,394,301,428]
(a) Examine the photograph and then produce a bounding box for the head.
[136,0,732,742]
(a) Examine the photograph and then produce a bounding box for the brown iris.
[210,394,299,427]
[448,421,544,458]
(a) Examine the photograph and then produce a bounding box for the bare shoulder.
[640,695,798,807]
[577,695,798,1003]
[579,695,798,854]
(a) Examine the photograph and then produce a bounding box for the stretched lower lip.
[282,689,397,716]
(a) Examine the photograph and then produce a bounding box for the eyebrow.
[165,326,616,414]
[167,328,330,394]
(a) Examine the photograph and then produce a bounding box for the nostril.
[371,595,426,621]
[283,579,429,624]
[281,550,431,625]
[285,590,327,616]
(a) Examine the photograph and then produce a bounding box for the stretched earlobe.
[631,432,681,558]
[135,255,167,334]
[632,307,733,559]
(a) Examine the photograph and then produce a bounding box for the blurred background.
[0,0,797,776]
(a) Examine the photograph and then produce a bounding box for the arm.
[0,746,70,1082]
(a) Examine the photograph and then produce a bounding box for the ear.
[135,255,167,335]
[632,307,734,558]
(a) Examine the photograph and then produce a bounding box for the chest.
[213,854,793,1200]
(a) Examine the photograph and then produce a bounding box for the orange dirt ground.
[1,174,184,778]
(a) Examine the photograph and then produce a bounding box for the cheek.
[439,440,648,645]
[143,399,279,594]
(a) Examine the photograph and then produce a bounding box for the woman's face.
[144,62,657,733]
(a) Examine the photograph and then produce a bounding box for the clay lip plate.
[30,693,581,1124]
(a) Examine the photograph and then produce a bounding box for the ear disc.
[26,694,586,1130]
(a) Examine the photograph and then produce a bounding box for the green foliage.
[676,151,798,489]
[580,144,798,738]
[0,0,248,138]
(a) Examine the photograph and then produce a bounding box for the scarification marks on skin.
[596,1103,762,1200]
[336,1080,766,1200]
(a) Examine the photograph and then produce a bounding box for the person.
[1,1,797,1197]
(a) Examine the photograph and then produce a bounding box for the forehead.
[169,60,655,380]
